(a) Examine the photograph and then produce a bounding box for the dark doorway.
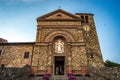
[54,56,65,75]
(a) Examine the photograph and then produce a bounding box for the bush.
[41,73,51,80]
[104,60,120,67]
[67,73,77,80]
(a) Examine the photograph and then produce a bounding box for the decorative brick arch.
[44,30,75,42]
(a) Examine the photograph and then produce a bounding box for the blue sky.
[0,0,120,63]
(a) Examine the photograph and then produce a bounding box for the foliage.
[104,60,120,67]
[67,73,77,80]
[41,73,51,80]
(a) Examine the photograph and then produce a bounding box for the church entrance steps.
[23,76,42,80]
[52,76,92,80]
[52,75,67,80]
[76,76,91,80]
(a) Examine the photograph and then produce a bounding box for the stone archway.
[44,30,75,42]
[44,30,74,75]
[52,36,67,75]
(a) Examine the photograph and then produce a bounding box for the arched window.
[85,16,89,23]
[81,16,84,24]
[0,50,2,56]
[55,39,64,53]
[90,54,94,58]
[24,52,29,58]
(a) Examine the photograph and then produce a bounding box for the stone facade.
[0,65,31,80]
[0,9,104,75]
[0,42,34,67]
[88,66,120,80]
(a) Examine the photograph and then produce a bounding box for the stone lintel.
[38,25,82,29]
[35,42,49,46]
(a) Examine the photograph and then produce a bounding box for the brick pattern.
[32,46,48,70]
[71,46,87,70]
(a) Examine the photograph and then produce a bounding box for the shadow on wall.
[0,64,31,80]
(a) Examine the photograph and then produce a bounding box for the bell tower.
[75,13,104,68]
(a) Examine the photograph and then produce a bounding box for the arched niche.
[52,36,66,54]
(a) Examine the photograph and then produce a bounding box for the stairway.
[18,76,42,80]
[52,75,67,80]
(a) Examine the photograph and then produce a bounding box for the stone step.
[52,75,67,80]
[22,77,42,80]
[16,76,94,80]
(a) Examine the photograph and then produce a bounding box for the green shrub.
[104,60,120,67]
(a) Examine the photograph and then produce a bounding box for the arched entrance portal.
[52,36,67,75]
[54,56,65,75]
[44,31,75,75]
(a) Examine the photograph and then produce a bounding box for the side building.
[0,9,104,75]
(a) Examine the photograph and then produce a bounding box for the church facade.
[0,9,104,75]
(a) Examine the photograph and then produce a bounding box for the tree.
[104,60,120,67]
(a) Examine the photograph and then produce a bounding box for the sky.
[0,0,120,63]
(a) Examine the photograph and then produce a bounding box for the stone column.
[67,43,72,73]
[47,42,52,74]
[77,28,84,42]
[36,25,41,43]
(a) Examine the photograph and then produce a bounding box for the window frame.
[85,16,89,23]
[24,52,30,58]
[90,53,94,58]
[0,50,3,56]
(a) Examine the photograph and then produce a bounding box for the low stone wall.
[0,65,120,80]
[89,66,120,80]
[0,65,31,80]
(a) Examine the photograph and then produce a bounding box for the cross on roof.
[58,6,61,9]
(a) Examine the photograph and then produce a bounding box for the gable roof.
[0,38,8,43]
[37,9,81,21]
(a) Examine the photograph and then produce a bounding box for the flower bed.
[67,73,77,80]
[41,73,51,80]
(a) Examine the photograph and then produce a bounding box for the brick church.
[0,9,104,75]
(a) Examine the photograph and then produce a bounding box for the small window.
[57,14,62,18]
[24,52,29,58]
[57,14,62,17]
[81,16,84,24]
[85,16,89,23]
[1,64,5,67]
[90,54,94,58]
[0,50,2,56]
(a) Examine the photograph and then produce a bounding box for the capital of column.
[67,42,71,48]
[48,42,52,47]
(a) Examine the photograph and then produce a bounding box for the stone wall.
[32,46,48,71]
[0,43,34,67]
[71,46,87,70]
[79,14,104,68]
[88,66,120,80]
[0,65,31,80]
